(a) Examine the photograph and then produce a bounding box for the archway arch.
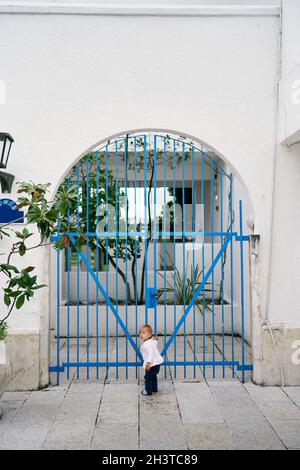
[52,128,254,221]
[49,130,254,385]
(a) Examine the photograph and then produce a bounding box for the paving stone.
[207,380,241,387]
[68,382,104,394]
[140,381,187,450]
[1,391,31,401]
[244,383,291,402]
[92,423,138,450]
[97,383,138,425]
[140,421,188,450]
[245,384,300,420]
[183,423,235,450]
[265,420,300,450]
[0,400,25,439]
[42,386,103,450]
[210,385,285,450]
[257,401,300,421]
[0,391,65,450]
[210,384,260,417]
[226,415,285,450]
[175,383,224,424]
[282,387,300,408]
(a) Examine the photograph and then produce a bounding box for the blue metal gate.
[50,132,253,384]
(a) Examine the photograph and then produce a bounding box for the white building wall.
[2,0,299,386]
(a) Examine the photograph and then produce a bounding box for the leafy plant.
[157,254,215,314]
[0,180,78,335]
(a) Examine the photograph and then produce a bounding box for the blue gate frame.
[49,133,253,384]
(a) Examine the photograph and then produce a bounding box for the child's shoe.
[141,389,152,396]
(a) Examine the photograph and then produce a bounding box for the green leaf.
[19,243,26,256]
[31,284,47,290]
[9,291,22,298]
[0,264,19,273]
[15,231,24,239]
[16,293,25,309]
[8,278,20,288]
[0,227,10,238]
[4,293,11,306]
[28,275,37,287]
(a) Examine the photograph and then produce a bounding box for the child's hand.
[146,362,151,371]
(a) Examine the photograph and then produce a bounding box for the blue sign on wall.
[0,198,24,224]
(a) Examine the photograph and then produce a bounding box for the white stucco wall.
[0,4,279,298]
[267,0,300,326]
[1,0,300,386]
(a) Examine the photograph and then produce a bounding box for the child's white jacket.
[140,338,164,369]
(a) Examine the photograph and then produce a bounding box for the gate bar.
[230,174,235,378]
[50,361,253,371]
[144,134,148,324]
[220,165,225,378]
[210,160,215,378]
[124,136,129,379]
[172,139,177,378]
[115,141,119,379]
[192,144,196,378]
[163,136,167,378]
[76,165,80,379]
[86,157,90,380]
[154,135,157,334]
[134,137,138,379]
[239,199,246,383]
[182,142,187,378]
[105,144,109,377]
[201,151,206,379]
[95,150,99,379]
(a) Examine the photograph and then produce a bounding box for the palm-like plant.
[157,253,216,314]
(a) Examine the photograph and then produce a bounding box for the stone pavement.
[1,378,300,450]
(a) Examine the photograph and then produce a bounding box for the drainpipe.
[259,0,285,387]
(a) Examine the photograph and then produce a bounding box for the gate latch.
[146,287,157,308]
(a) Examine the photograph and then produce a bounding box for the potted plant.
[157,259,214,315]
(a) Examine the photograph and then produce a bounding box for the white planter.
[0,340,12,418]
[55,304,239,337]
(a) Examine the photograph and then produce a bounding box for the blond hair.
[139,324,153,336]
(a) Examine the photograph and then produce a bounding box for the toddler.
[139,324,164,396]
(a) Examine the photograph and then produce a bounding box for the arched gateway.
[49,131,253,384]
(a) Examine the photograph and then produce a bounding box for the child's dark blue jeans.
[144,364,161,395]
